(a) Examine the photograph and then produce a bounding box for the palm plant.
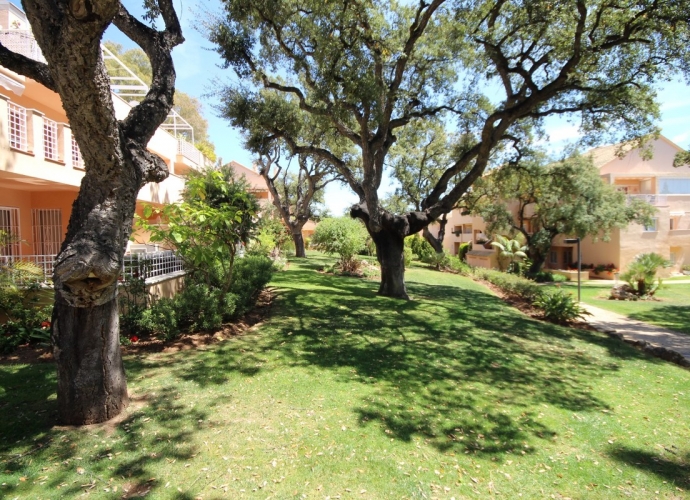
[491,234,528,273]
[619,253,670,297]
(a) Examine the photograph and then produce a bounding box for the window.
[463,224,472,234]
[32,209,62,255]
[643,218,658,232]
[0,207,21,256]
[8,102,27,151]
[563,249,573,268]
[659,178,690,195]
[71,135,84,169]
[550,250,558,265]
[453,225,462,235]
[43,118,58,160]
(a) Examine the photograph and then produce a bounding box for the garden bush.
[0,262,52,353]
[471,268,541,301]
[457,242,471,262]
[312,217,368,272]
[403,246,414,268]
[407,234,435,262]
[534,289,591,324]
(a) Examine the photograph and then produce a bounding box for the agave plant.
[491,234,528,273]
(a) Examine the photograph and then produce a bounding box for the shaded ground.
[0,288,275,365]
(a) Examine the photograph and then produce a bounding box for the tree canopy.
[210,0,690,298]
[467,152,657,273]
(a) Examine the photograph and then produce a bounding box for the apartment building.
[432,135,690,275]
[0,1,275,288]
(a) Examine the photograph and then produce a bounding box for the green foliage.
[119,255,274,340]
[458,242,471,262]
[407,235,435,262]
[312,218,368,271]
[620,253,670,297]
[139,165,260,293]
[534,289,591,324]
[423,251,451,271]
[403,246,413,268]
[490,235,528,272]
[0,260,52,353]
[470,153,657,273]
[251,207,293,256]
[472,268,542,302]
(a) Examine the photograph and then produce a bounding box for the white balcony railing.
[177,137,203,165]
[627,194,668,206]
[1,251,185,285]
[0,30,46,63]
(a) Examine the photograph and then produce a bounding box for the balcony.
[177,137,203,165]
[0,29,46,63]
[627,194,668,206]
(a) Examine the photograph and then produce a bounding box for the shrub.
[407,235,435,262]
[0,263,52,353]
[424,251,451,270]
[447,256,472,275]
[312,217,368,270]
[137,297,179,340]
[229,255,274,316]
[458,242,471,262]
[534,289,591,324]
[620,253,669,297]
[472,268,541,301]
[403,246,414,268]
[551,273,568,283]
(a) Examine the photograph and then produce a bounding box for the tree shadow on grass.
[171,266,653,458]
[608,446,690,489]
[628,305,690,336]
[0,369,211,499]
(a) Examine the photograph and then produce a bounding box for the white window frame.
[32,209,62,256]
[43,117,58,161]
[0,207,21,256]
[8,102,28,151]
[71,135,84,169]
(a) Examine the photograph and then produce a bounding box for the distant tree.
[210,0,688,299]
[469,154,656,273]
[256,142,340,258]
[104,41,215,159]
[0,0,183,424]
[312,218,369,273]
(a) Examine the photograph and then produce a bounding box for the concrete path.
[582,304,690,367]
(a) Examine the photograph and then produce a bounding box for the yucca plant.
[620,253,670,297]
[491,234,528,273]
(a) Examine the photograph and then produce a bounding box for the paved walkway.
[582,304,690,367]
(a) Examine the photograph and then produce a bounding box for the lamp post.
[564,237,581,302]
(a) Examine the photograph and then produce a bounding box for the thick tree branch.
[0,43,55,90]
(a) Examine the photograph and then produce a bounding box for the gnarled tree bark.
[0,0,183,425]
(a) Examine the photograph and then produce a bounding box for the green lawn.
[1,256,688,499]
[550,281,690,335]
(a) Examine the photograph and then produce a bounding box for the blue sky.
[12,1,689,215]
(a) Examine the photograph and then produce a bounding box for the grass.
[548,281,690,335]
[1,254,689,499]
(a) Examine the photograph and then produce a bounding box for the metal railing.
[121,250,185,283]
[627,194,668,206]
[177,138,203,165]
[0,29,46,63]
[1,251,185,285]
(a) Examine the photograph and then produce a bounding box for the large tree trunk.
[292,231,306,258]
[528,249,547,274]
[372,230,408,299]
[52,295,128,424]
[0,0,184,426]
